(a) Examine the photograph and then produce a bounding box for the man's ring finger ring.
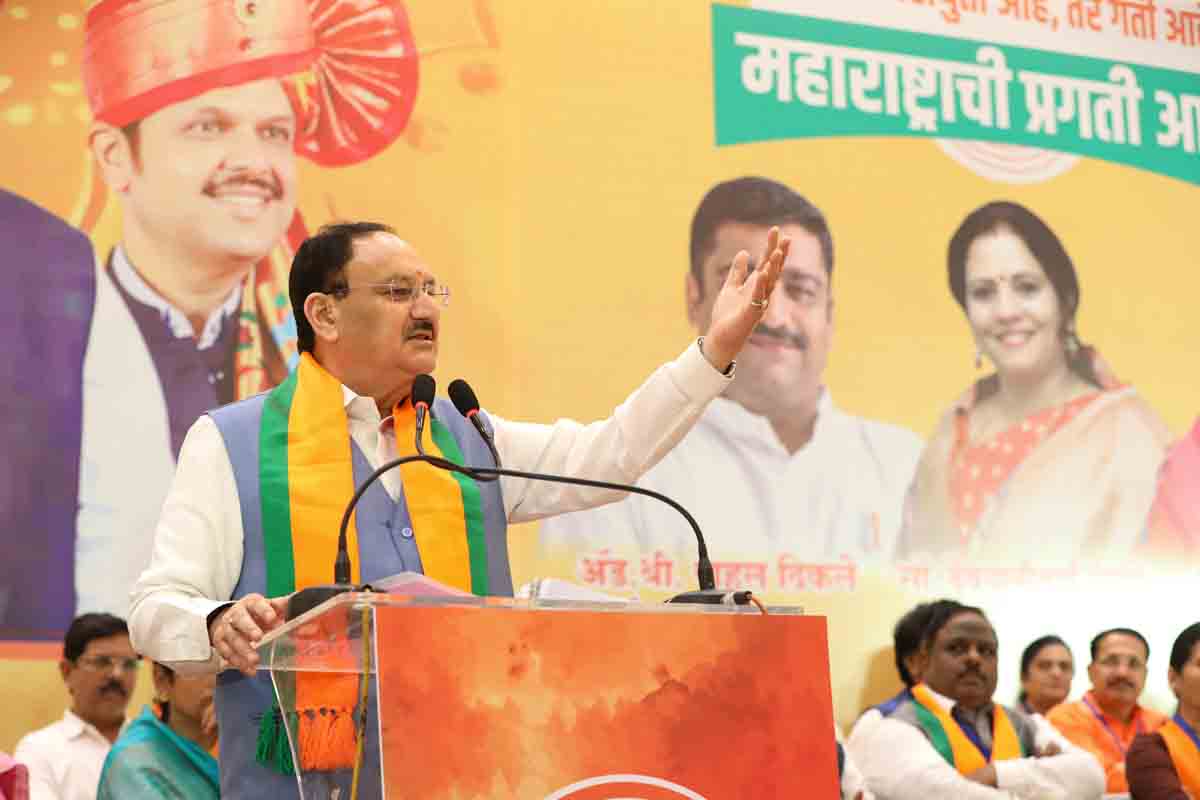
[750,298,768,309]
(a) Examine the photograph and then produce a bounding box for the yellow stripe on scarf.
[391,401,473,593]
[1161,720,1200,799]
[911,683,1023,774]
[288,354,361,588]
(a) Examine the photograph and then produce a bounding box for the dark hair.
[63,613,129,662]
[947,201,1101,395]
[289,221,397,352]
[1170,623,1200,674]
[689,176,833,291]
[1090,627,1150,662]
[919,601,987,653]
[122,120,141,168]
[1017,635,1071,704]
[894,599,962,686]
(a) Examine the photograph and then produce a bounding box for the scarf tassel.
[255,701,359,776]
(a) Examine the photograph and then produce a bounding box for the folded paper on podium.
[256,581,838,799]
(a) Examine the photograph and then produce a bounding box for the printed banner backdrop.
[1,0,1198,754]
[374,605,837,798]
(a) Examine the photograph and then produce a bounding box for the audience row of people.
[10,614,217,800]
[8,607,1198,799]
[842,601,1200,800]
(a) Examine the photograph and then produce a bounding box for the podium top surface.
[256,590,807,674]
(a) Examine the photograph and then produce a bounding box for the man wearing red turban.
[71,0,418,618]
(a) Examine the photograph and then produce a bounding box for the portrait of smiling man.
[540,176,923,589]
[71,0,314,620]
[847,602,1103,800]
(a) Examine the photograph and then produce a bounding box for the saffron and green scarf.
[255,352,490,774]
[910,683,1025,775]
[1160,714,1200,799]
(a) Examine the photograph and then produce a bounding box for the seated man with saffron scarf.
[1127,622,1200,800]
[847,602,1103,799]
[1047,628,1167,795]
[128,220,786,799]
[96,663,218,799]
[849,598,965,748]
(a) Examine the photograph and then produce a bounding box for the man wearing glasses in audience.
[14,614,140,800]
[1046,627,1168,795]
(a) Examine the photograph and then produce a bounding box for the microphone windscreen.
[448,379,481,417]
[412,374,436,409]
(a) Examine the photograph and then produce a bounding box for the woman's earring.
[1065,323,1080,355]
[974,348,983,369]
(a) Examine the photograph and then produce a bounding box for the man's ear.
[59,658,72,684]
[89,122,136,193]
[685,272,703,330]
[911,644,932,682]
[304,292,339,346]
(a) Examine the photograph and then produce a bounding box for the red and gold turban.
[82,0,419,167]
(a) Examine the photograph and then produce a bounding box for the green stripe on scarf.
[429,418,490,596]
[913,702,956,767]
[259,369,299,597]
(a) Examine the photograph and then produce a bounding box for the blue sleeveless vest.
[208,394,510,799]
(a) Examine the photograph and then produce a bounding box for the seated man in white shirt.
[539,177,922,595]
[14,614,140,800]
[847,601,1104,800]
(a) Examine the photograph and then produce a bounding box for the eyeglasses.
[76,655,142,673]
[332,280,451,307]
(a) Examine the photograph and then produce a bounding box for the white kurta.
[76,251,242,617]
[76,262,175,617]
[14,711,114,800]
[538,392,923,590]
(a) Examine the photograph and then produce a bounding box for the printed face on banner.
[921,611,999,710]
[688,222,832,418]
[101,78,298,268]
[963,227,1067,383]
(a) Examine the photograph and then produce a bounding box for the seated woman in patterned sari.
[96,662,217,799]
[898,200,1169,565]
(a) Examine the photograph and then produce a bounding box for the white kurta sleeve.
[492,341,731,523]
[992,714,1105,800]
[847,716,1019,800]
[127,415,244,672]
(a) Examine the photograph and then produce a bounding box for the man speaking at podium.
[128,220,785,797]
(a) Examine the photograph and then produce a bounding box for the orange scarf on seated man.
[910,683,1025,774]
[1159,714,1200,799]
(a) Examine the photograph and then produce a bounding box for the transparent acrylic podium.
[256,586,839,800]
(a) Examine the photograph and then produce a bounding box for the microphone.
[292,383,741,617]
[443,379,724,601]
[412,374,436,456]
[447,379,500,482]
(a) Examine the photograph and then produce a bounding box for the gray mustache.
[753,322,806,350]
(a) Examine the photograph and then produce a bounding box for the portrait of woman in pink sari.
[1143,419,1200,560]
[898,201,1170,565]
